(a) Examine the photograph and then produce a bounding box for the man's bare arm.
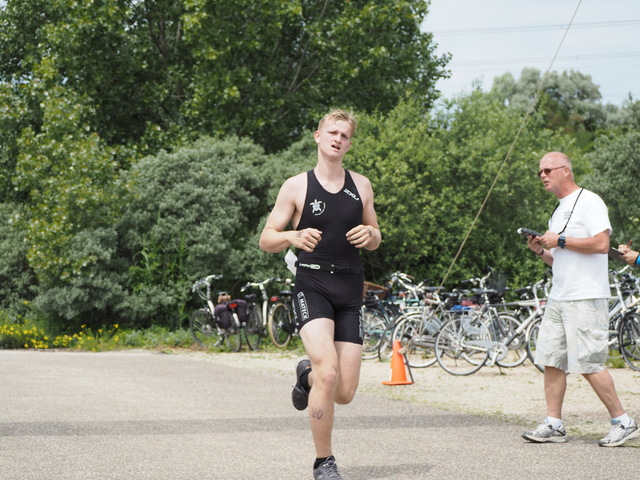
[539,230,610,254]
[346,173,381,251]
[259,176,322,253]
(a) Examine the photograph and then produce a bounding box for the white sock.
[611,413,632,427]
[546,416,563,429]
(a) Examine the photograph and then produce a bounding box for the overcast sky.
[424,0,640,105]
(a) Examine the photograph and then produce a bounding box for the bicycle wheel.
[226,315,242,352]
[525,316,544,373]
[268,302,294,348]
[190,309,222,348]
[244,306,262,351]
[391,313,437,368]
[361,310,386,360]
[608,314,623,362]
[619,312,640,371]
[491,313,528,368]
[435,315,490,376]
[378,314,404,362]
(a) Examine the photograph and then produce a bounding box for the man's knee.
[313,365,339,393]
[335,387,357,405]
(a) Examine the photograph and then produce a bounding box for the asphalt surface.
[1,349,639,480]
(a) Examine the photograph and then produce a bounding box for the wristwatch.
[558,235,566,249]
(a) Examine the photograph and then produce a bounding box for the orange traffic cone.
[382,340,413,385]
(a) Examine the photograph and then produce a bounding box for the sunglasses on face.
[537,166,566,178]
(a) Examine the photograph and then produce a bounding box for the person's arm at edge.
[617,244,640,267]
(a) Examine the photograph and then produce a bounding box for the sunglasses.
[537,166,566,177]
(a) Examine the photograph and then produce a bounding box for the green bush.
[118,135,274,328]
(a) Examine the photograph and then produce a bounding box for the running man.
[259,109,381,479]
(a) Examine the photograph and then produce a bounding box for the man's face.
[538,155,569,194]
[314,119,353,159]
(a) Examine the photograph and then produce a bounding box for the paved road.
[1,350,638,479]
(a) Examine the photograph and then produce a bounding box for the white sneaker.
[522,423,567,443]
[598,418,640,447]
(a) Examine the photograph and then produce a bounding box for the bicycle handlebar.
[240,277,281,292]
[192,274,223,292]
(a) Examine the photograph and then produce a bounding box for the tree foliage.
[0,0,447,154]
[583,100,640,245]
[491,68,611,150]
[1,1,637,330]
[349,94,581,289]
[182,0,447,151]
[118,135,273,327]
[13,85,123,287]
[0,203,36,313]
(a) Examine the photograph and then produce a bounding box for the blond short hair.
[318,109,357,137]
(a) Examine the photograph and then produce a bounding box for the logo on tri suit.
[358,309,364,341]
[343,188,360,202]
[310,199,326,216]
[297,292,309,321]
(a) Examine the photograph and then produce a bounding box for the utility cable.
[431,19,640,36]
[439,0,584,288]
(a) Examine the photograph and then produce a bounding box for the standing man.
[259,109,381,479]
[522,151,638,447]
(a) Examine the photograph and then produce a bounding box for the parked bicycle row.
[362,266,640,375]
[187,266,640,375]
[189,275,297,352]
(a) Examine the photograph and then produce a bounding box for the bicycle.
[267,279,296,348]
[385,285,459,368]
[360,287,404,360]
[606,266,640,359]
[240,277,282,350]
[434,267,526,375]
[619,310,640,371]
[375,272,432,362]
[609,266,640,370]
[189,274,254,352]
[504,274,551,373]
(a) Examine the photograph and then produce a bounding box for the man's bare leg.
[300,319,362,457]
[583,369,625,418]
[544,366,567,419]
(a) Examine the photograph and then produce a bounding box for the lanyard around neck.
[553,188,584,235]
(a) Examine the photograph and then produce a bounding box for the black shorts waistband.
[295,261,362,275]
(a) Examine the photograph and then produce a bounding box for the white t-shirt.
[548,188,611,301]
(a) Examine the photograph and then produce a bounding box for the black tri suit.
[292,169,365,344]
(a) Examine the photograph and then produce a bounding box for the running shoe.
[292,357,311,411]
[598,418,640,447]
[522,423,567,443]
[313,456,343,479]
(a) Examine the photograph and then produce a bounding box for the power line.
[430,19,640,36]
[451,51,640,67]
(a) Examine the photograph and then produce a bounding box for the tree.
[348,93,579,289]
[491,68,609,150]
[1,0,448,154]
[182,0,448,151]
[0,0,188,152]
[583,100,640,245]
[11,84,126,330]
[0,203,36,313]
